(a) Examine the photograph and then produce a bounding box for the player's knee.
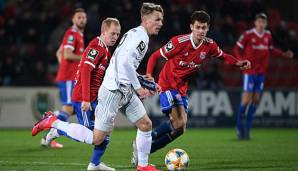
[138,118,152,132]
[93,135,105,146]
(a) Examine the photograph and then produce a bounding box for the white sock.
[136,129,152,167]
[52,120,93,144]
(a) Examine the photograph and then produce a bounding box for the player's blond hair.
[140,2,163,18]
[101,18,120,33]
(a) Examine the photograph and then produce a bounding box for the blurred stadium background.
[0,0,298,170]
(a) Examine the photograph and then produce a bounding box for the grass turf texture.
[0,128,298,171]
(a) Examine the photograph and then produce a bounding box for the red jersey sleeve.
[209,41,239,65]
[81,39,106,101]
[147,37,181,75]
[159,37,181,60]
[236,33,249,49]
[62,30,77,51]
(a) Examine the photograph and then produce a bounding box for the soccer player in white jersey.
[32,3,164,171]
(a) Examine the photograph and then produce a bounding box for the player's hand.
[236,60,251,70]
[283,50,294,59]
[81,101,91,111]
[136,87,150,100]
[144,74,155,82]
[145,74,162,93]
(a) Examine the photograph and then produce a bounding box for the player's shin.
[91,135,110,165]
[150,128,184,153]
[245,104,256,139]
[52,121,93,144]
[236,104,247,139]
[151,120,174,140]
[136,129,152,167]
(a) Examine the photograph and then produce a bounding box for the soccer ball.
[165,148,189,170]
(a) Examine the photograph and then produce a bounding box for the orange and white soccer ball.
[165,148,189,170]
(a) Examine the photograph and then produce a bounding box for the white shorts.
[94,86,146,132]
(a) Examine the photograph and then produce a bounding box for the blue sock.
[57,111,69,121]
[151,133,172,153]
[91,135,110,165]
[152,120,174,140]
[151,129,184,153]
[236,104,247,139]
[245,104,256,140]
[56,111,70,136]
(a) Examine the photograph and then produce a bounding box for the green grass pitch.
[0,128,298,171]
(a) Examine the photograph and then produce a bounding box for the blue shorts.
[159,90,188,115]
[243,74,265,93]
[73,100,98,130]
[57,81,74,105]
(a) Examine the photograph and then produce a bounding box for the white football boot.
[87,162,115,171]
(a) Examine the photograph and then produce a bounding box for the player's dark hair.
[255,13,267,20]
[140,2,163,17]
[72,8,86,17]
[191,10,210,24]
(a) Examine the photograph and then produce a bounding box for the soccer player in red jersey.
[71,17,120,171]
[142,10,251,155]
[234,13,293,140]
[41,8,87,148]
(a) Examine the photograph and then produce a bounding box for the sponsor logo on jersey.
[179,61,201,68]
[165,41,174,53]
[87,49,99,60]
[137,41,146,54]
[199,52,206,59]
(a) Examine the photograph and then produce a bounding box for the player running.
[71,17,121,171]
[41,8,87,148]
[234,13,293,140]
[131,10,251,164]
[32,3,163,171]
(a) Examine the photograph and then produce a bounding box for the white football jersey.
[102,26,149,91]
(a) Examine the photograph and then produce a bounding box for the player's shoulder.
[203,37,215,44]
[89,37,105,48]
[243,28,254,36]
[174,34,191,44]
[264,29,272,35]
[128,26,149,41]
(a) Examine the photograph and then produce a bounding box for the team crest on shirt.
[165,41,174,53]
[199,52,206,59]
[87,48,99,60]
[137,41,146,54]
[252,38,256,43]
[264,37,268,43]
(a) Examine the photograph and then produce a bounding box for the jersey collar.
[72,25,84,36]
[190,33,203,49]
[253,28,265,38]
